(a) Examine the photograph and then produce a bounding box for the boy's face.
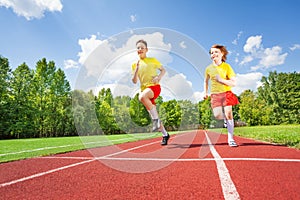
[136,42,148,59]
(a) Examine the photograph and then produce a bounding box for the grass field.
[0,125,299,163]
[213,124,300,149]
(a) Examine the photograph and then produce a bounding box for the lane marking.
[205,131,240,200]
[0,135,165,188]
[0,159,95,187]
[41,156,300,162]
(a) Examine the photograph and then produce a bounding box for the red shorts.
[148,85,161,105]
[210,91,239,109]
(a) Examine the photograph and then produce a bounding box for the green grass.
[1,125,299,163]
[0,132,165,163]
[212,124,300,149]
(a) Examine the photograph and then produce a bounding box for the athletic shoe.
[228,140,238,147]
[152,119,161,132]
[223,121,227,128]
[161,134,170,146]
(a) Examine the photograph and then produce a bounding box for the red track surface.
[0,130,299,200]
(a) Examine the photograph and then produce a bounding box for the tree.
[257,71,300,124]
[129,93,151,130]
[9,63,36,138]
[178,100,199,130]
[0,56,11,138]
[198,98,212,129]
[160,100,182,131]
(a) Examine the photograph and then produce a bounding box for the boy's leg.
[139,88,161,132]
[224,106,238,147]
[139,88,169,145]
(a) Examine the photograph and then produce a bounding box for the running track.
[0,130,299,200]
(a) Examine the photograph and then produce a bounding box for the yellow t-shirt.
[205,62,236,94]
[132,57,162,91]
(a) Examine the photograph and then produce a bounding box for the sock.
[148,106,159,119]
[160,125,169,137]
[227,119,234,141]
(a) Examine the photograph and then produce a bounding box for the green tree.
[0,56,11,138]
[198,98,212,129]
[129,93,151,129]
[178,100,199,130]
[48,68,72,136]
[257,71,300,124]
[96,88,119,134]
[160,99,182,131]
[9,63,36,138]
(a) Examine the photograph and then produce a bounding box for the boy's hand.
[152,76,160,84]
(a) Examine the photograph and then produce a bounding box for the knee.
[214,114,223,120]
[138,94,146,103]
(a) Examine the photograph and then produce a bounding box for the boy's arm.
[204,75,210,99]
[215,75,236,87]
[132,61,139,84]
[152,65,166,83]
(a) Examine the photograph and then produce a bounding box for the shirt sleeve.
[226,64,236,79]
[152,58,162,69]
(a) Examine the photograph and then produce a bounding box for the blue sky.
[1,0,299,102]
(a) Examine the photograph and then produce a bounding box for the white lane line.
[42,156,300,163]
[204,131,240,200]
[0,159,95,188]
[0,136,166,188]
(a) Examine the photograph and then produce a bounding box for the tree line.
[0,55,299,139]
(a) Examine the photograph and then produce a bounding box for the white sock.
[148,106,159,119]
[227,119,234,141]
[160,125,168,136]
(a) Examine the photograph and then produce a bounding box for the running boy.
[132,39,170,145]
[204,44,239,147]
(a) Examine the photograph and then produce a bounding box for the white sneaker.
[228,140,238,147]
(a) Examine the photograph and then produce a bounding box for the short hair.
[210,44,228,62]
[136,39,147,48]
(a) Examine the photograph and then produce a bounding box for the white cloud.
[161,73,194,100]
[290,44,300,51]
[130,14,137,22]
[0,0,63,20]
[232,72,263,95]
[243,35,262,53]
[78,35,105,65]
[64,59,79,69]
[259,46,288,68]
[240,55,254,65]
[240,35,288,71]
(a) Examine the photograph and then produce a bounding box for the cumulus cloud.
[259,46,287,68]
[240,35,288,71]
[232,72,263,95]
[77,34,105,65]
[0,0,63,20]
[243,35,262,53]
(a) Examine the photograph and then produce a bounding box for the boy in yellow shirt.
[132,39,170,145]
[204,44,239,147]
